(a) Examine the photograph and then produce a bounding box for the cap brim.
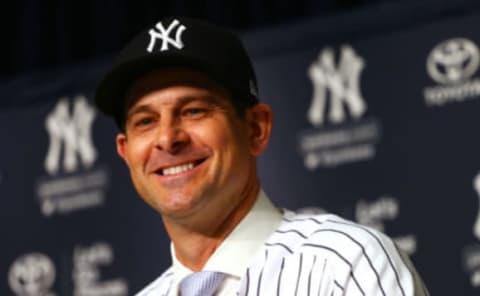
[96,52,225,126]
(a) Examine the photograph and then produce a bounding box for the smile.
[163,163,194,175]
[158,159,206,176]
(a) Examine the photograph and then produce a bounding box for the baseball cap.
[94,16,259,128]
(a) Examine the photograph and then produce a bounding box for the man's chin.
[157,194,205,218]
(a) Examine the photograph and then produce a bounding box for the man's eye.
[183,108,207,117]
[135,117,154,126]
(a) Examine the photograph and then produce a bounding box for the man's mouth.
[157,159,206,176]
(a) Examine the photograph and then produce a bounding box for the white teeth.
[162,163,195,176]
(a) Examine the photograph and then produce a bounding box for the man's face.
[116,68,271,223]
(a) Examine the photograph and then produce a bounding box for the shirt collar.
[171,189,283,278]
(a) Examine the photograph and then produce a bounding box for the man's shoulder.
[266,209,398,259]
[258,210,429,295]
[135,266,174,296]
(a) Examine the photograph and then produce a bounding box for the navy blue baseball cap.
[94,17,259,128]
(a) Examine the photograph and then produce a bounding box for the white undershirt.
[169,190,283,295]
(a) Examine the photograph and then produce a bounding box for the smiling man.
[94,17,429,296]
[116,67,269,273]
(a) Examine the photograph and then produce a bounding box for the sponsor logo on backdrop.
[8,253,56,296]
[424,38,480,107]
[147,19,186,52]
[8,242,128,295]
[298,45,381,170]
[35,95,109,217]
[73,242,128,296]
[355,196,417,255]
[462,173,480,288]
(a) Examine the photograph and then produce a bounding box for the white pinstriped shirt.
[136,191,429,295]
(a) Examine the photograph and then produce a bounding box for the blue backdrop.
[2,2,480,295]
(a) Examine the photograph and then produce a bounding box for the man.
[94,17,429,296]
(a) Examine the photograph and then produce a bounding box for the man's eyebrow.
[126,94,224,117]
[126,104,155,119]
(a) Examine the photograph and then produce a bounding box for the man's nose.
[154,119,189,154]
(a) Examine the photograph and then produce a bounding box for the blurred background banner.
[2,0,480,295]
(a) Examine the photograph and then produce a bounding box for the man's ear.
[116,133,129,164]
[246,103,273,155]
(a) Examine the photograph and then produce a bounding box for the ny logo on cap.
[147,19,187,52]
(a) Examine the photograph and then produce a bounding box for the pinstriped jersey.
[237,210,428,295]
[136,209,428,295]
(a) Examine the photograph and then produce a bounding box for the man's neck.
[163,184,260,271]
